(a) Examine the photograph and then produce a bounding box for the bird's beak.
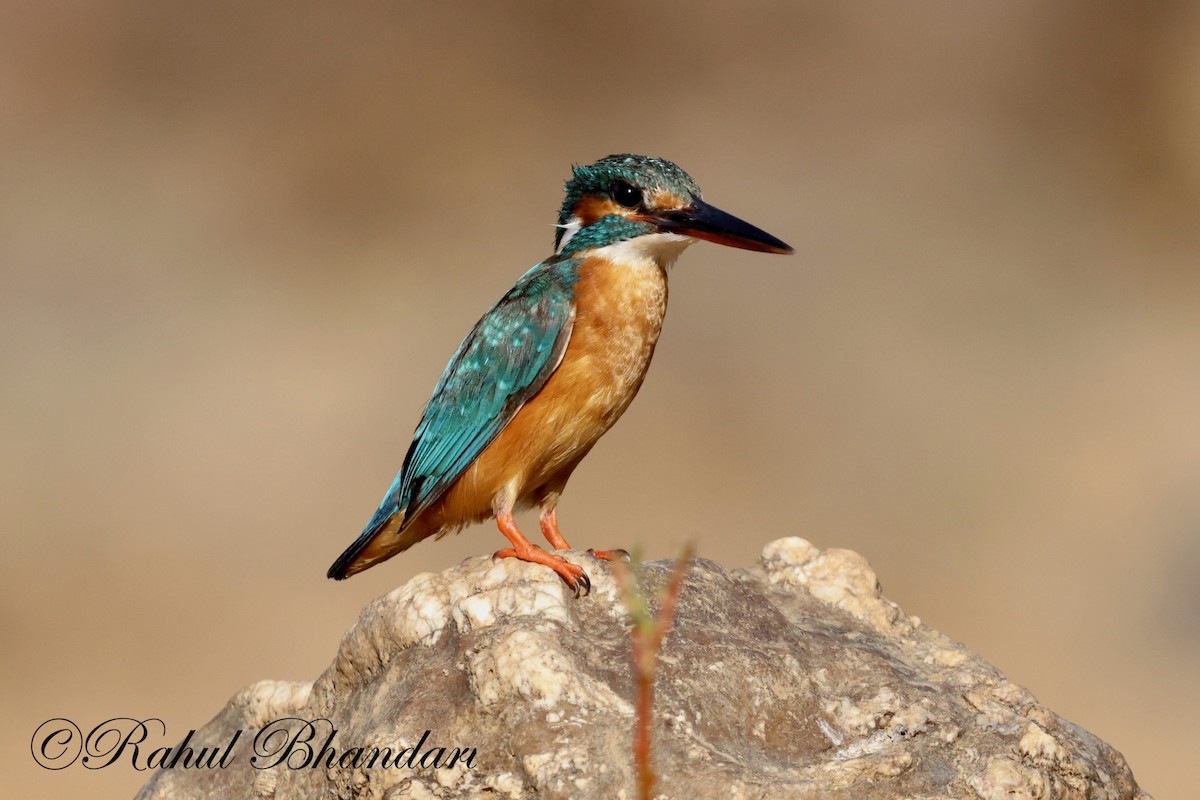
[648,196,793,254]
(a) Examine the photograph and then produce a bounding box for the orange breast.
[427,253,669,528]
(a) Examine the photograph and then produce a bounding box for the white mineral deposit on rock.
[138,540,1149,800]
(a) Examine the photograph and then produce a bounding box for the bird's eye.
[611,181,643,209]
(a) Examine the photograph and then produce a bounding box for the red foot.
[496,507,592,596]
[587,548,631,562]
[492,544,591,597]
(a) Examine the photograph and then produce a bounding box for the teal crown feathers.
[554,154,702,251]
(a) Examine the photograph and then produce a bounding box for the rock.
[137,538,1148,800]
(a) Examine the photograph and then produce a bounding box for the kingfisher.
[328,154,791,595]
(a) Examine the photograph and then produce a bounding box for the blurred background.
[3,2,1197,797]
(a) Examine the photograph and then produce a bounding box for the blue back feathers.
[359,258,580,538]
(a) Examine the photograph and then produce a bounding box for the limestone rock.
[137,538,1148,799]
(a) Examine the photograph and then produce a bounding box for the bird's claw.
[570,569,592,598]
[491,546,591,598]
[587,547,631,562]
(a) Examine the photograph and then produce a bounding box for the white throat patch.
[591,232,694,270]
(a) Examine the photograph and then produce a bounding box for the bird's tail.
[327,508,425,580]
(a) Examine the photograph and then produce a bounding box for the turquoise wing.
[370,259,579,535]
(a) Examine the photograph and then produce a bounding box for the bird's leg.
[493,508,590,597]
[539,506,571,550]
[539,505,630,562]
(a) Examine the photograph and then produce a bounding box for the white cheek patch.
[555,216,583,253]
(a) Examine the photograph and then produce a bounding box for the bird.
[327,154,792,595]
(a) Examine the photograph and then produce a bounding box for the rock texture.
[138,538,1148,799]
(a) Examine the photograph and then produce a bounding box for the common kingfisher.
[328,154,791,595]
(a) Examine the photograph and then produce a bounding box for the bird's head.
[554,154,792,261]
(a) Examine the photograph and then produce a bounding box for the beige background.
[4,3,1197,797]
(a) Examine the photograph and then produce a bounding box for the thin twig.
[613,545,694,800]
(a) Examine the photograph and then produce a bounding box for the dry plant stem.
[614,549,693,800]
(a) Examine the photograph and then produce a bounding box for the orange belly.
[423,252,670,532]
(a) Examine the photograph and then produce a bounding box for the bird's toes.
[572,568,592,598]
[493,546,590,598]
[587,547,631,563]
[549,555,590,598]
[556,558,590,598]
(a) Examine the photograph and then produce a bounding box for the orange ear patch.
[571,194,625,225]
